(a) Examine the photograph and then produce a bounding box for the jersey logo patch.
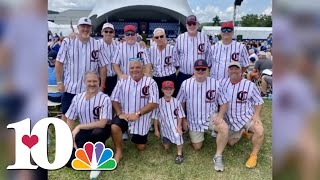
[237,91,248,103]
[231,52,239,61]
[137,51,144,61]
[91,50,99,62]
[93,106,103,119]
[198,43,205,54]
[164,56,172,67]
[206,90,215,102]
[141,85,150,98]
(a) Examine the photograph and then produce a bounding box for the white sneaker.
[211,131,217,138]
[122,131,128,140]
[90,170,101,180]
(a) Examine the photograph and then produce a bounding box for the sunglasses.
[195,68,207,71]
[154,35,164,39]
[125,32,136,36]
[104,30,114,34]
[187,22,197,26]
[221,28,233,33]
[129,58,141,62]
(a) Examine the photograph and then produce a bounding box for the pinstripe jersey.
[174,32,211,75]
[152,97,185,145]
[110,75,159,135]
[208,41,250,80]
[99,39,119,77]
[176,77,229,132]
[65,91,112,124]
[112,42,150,75]
[57,37,106,94]
[148,44,177,77]
[220,78,264,131]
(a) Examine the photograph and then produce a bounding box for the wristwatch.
[135,111,141,117]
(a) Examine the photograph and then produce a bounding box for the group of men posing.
[54,15,265,178]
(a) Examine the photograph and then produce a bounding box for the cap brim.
[78,23,92,26]
[228,65,241,68]
[194,66,208,68]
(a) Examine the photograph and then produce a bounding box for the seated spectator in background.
[48,50,62,103]
[247,51,273,81]
[261,75,272,97]
[248,49,258,62]
[49,35,60,52]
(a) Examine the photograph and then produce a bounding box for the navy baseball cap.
[194,59,208,68]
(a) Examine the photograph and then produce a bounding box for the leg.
[189,131,204,151]
[177,144,183,155]
[131,134,148,151]
[162,137,172,150]
[214,121,229,156]
[261,75,268,95]
[90,124,111,144]
[66,130,91,167]
[111,116,128,163]
[227,129,245,146]
[246,121,264,168]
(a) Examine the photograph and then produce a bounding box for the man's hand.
[212,115,224,126]
[57,83,65,93]
[252,114,262,126]
[177,126,183,135]
[119,113,129,121]
[119,74,128,80]
[154,130,160,138]
[127,113,140,121]
[182,118,189,131]
[72,126,80,149]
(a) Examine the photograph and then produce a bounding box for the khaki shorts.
[228,120,254,140]
[189,113,217,143]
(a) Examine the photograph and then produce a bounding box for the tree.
[212,15,221,26]
[240,14,272,27]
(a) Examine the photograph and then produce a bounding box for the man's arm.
[253,105,262,118]
[76,119,108,130]
[99,66,107,90]
[55,61,65,92]
[138,103,158,116]
[67,119,75,130]
[112,101,123,116]
[217,103,228,119]
[113,63,126,78]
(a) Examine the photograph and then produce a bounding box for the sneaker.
[89,170,101,180]
[245,153,258,168]
[175,154,184,164]
[213,155,224,172]
[122,131,128,140]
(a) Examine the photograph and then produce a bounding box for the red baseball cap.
[221,21,234,29]
[162,81,175,89]
[124,24,136,33]
[194,59,208,68]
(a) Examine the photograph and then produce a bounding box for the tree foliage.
[240,14,272,27]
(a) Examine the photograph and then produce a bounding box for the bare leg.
[111,124,123,163]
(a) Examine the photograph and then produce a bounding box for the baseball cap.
[78,17,92,26]
[186,15,198,24]
[102,23,114,30]
[194,59,208,68]
[258,51,266,56]
[228,61,241,68]
[48,50,57,60]
[221,21,234,29]
[124,25,136,33]
[162,81,175,89]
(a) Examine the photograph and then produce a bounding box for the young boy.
[153,81,186,164]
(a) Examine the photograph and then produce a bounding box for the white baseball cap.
[102,23,114,30]
[78,17,92,26]
[228,61,241,68]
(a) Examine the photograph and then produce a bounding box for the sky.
[48,0,272,23]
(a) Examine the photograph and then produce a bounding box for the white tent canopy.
[48,21,78,36]
[202,26,272,40]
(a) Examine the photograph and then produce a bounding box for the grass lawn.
[48,100,272,180]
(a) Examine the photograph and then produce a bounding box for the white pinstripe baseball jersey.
[220,78,264,131]
[176,77,229,132]
[57,37,106,94]
[152,97,185,145]
[148,44,177,77]
[174,32,211,75]
[208,41,250,80]
[111,75,159,135]
[65,91,112,124]
[112,42,150,75]
[99,39,119,77]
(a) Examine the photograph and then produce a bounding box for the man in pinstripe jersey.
[149,28,178,97]
[174,15,211,94]
[177,59,229,172]
[56,17,107,123]
[65,71,112,179]
[208,21,249,80]
[220,61,264,169]
[110,60,159,163]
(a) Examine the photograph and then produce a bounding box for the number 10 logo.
[7,118,73,170]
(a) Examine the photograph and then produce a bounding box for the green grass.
[48,100,272,180]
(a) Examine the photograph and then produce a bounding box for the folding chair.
[48,85,62,117]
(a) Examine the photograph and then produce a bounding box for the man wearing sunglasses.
[112,24,151,80]
[99,23,119,96]
[149,28,178,97]
[56,17,107,123]
[174,15,211,95]
[208,21,249,80]
[177,59,229,172]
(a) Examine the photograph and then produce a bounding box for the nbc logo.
[72,142,117,170]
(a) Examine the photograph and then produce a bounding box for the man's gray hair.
[84,70,100,80]
[153,28,166,36]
